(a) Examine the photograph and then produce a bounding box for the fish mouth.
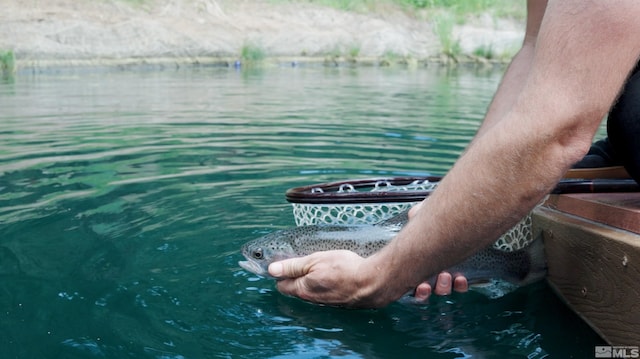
[238,260,268,277]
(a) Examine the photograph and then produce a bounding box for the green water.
[0,66,605,358]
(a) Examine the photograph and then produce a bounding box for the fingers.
[268,257,316,302]
[265,251,383,307]
[434,272,453,296]
[433,272,469,295]
[413,282,432,302]
[268,257,308,279]
[268,255,470,306]
[453,275,469,293]
[413,272,469,301]
[268,256,327,303]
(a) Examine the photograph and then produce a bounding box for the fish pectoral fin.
[467,279,493,288]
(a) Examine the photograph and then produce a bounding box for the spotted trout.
[239,210,546,288]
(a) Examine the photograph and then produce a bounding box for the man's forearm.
[476,0,546,138]
[365,0,640,301]
[476,46,534,138]
[369,118,571,299]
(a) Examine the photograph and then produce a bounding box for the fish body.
[239,211,546,287]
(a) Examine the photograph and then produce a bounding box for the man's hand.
[268,249,468,306]
[268,250,395,308]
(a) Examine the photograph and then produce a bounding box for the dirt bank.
[0,0,524,70]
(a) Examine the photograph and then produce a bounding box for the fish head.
[238,230,298,277]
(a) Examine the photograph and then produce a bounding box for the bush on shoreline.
[0,50,16,79]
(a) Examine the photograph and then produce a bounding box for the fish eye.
[252,248,264,260]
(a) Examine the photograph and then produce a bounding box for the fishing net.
[290,177,438,225]
[285,176,639,251]
[285,176,534,252]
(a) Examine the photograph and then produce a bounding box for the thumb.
[268,257,309,279]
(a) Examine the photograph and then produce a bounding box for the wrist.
[358,251,414,306]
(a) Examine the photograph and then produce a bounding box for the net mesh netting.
[291,179,438,226]
[292,202,418,226]
[289,179,535,252]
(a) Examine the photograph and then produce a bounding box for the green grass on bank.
[268,0,524,61]
[268,0,525,20]
[1,50,16,79]
[240,43,266,65]
[402,0,525,19]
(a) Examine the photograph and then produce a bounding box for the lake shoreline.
[15,54,511,74]
[1,0,524,73]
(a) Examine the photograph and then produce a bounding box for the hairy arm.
[410,0,549,299]
[364,0,640,305]
[271,0,640,308]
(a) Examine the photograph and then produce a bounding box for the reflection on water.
[0,66,603,358]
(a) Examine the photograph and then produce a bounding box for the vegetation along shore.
[0,0,525,74]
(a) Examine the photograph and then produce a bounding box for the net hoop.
[285,176,639,252]
[285,176,442,204]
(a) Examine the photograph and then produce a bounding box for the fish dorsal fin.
[376,210,409,230]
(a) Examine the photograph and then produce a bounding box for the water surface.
[0,66,605,358]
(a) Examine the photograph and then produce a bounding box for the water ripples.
[0,66,604,358]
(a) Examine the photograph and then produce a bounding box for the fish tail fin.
[522,235,547,285]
